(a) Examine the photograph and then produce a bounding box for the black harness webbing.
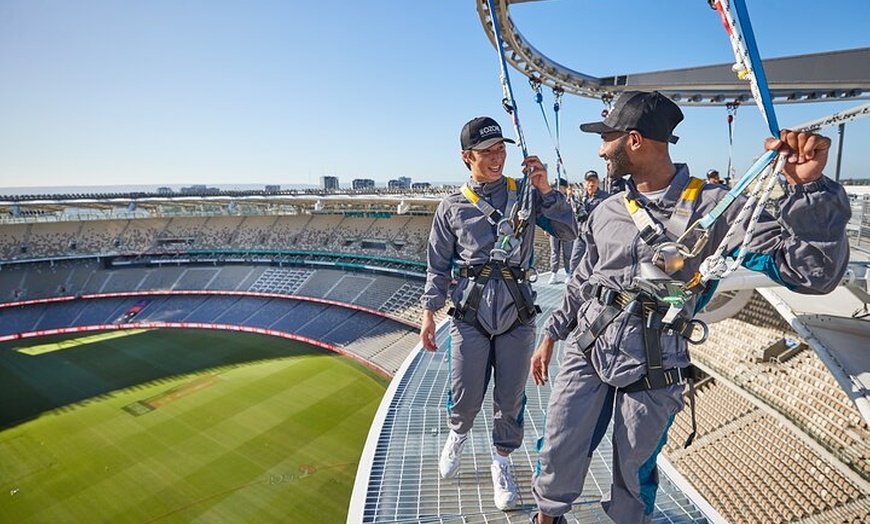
[574,284,698,448]
[448,262,540,338]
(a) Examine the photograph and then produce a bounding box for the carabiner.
[686,319,709,345]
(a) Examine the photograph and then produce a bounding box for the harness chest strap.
[624,176,705,248]
[450,178,538,336]
[461,177,518,226]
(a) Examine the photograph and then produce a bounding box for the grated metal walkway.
[350,279,717,523]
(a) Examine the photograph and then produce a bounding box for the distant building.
[388,176,412,189]
[181,184,219,194]
[264,184,281,192]
[157,187,173,195]
[321,176,339,191]
[411,182,431,190]
[352,178,375,190]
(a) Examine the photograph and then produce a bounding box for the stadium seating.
[3,201,868,522]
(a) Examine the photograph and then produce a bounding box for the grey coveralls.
[421,175,576,452]
[549,234,573,275]
[568,188,610,272]
[533,165,851,523]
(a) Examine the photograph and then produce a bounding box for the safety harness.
[448,178,541,337]
[573,175,710,447]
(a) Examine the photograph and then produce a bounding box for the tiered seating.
[687,290,870,484]
[671,399,866,523]
[174,268,220,290]
[205,265,259,291]
[196,216,245,249]
[29,221,82,258]
[665,380,757,459]
[264,215,310,250]
[232,216,279,248]
[690,291,794,382]
[262,301,321,332]
[137,267,186,292]
[294,269,344,297]
[119,218,167,252]
[363,331,418,374]
[101,268,150,293]
[0,223,30,260]
[324,275,375,303]
[744,351,870,478]
[353,276,407,310]
[380,281,426,323]
[78,219,126,253]
[248,267,314,295]
[293,215,343,250]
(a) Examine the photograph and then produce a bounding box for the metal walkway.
[349,281,721,523]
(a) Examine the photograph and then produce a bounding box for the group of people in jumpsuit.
[547,170,611,283]
[419,91,851,524]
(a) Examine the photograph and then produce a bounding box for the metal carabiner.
[686,319,709,345]
[653,242,689,275]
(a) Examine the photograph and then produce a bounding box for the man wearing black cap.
[568,169,610,272]
[528,91,850,523]
[420,116,576,511]
[706,168,728,187]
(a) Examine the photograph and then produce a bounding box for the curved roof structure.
[477,0,870,106]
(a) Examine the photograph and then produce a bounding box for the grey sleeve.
[739,176,851,294]
[535,189,578,241]
[420,200,456,311]
[545,221,598,341]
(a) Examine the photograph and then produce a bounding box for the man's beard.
[605,135,631,179]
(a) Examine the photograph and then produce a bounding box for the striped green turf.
[0,329,388,523]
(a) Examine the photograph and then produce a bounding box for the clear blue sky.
[1,0,867,190]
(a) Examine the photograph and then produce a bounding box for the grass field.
[0,329,388,523]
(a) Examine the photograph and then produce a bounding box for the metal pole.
[834,122,845,182]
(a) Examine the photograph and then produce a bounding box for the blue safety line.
[699,0,781,230]
[486,0,528,159]
[731,0,779,136]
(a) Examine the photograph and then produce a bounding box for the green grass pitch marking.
[0,329,388,522]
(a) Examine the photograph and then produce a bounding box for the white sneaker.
[491,460,518,510]
[547,273,558,284]
[439,431,467,479]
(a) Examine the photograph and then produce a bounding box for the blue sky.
[0,0,867,190]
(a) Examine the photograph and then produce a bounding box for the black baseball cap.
[584,170,599,180]
[460,116,516,151]
[580,91,683,144]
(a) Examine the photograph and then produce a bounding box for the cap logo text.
[478,125,501,137]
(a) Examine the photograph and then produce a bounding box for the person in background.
[706,168,728,187]
[420,116,576,511]
[528,91,850,524]
[548,178,574,284]
[568,169,610,272]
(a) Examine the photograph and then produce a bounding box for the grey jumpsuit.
[533,165,851,523]
[421,175,576,452]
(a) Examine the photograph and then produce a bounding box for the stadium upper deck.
[2,188,869,523]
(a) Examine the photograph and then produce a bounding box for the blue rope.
[485,0,534,232]
[532,82,566,185]
[731,0,779,136]
[698,0,781,230]
[486,0,528,159]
